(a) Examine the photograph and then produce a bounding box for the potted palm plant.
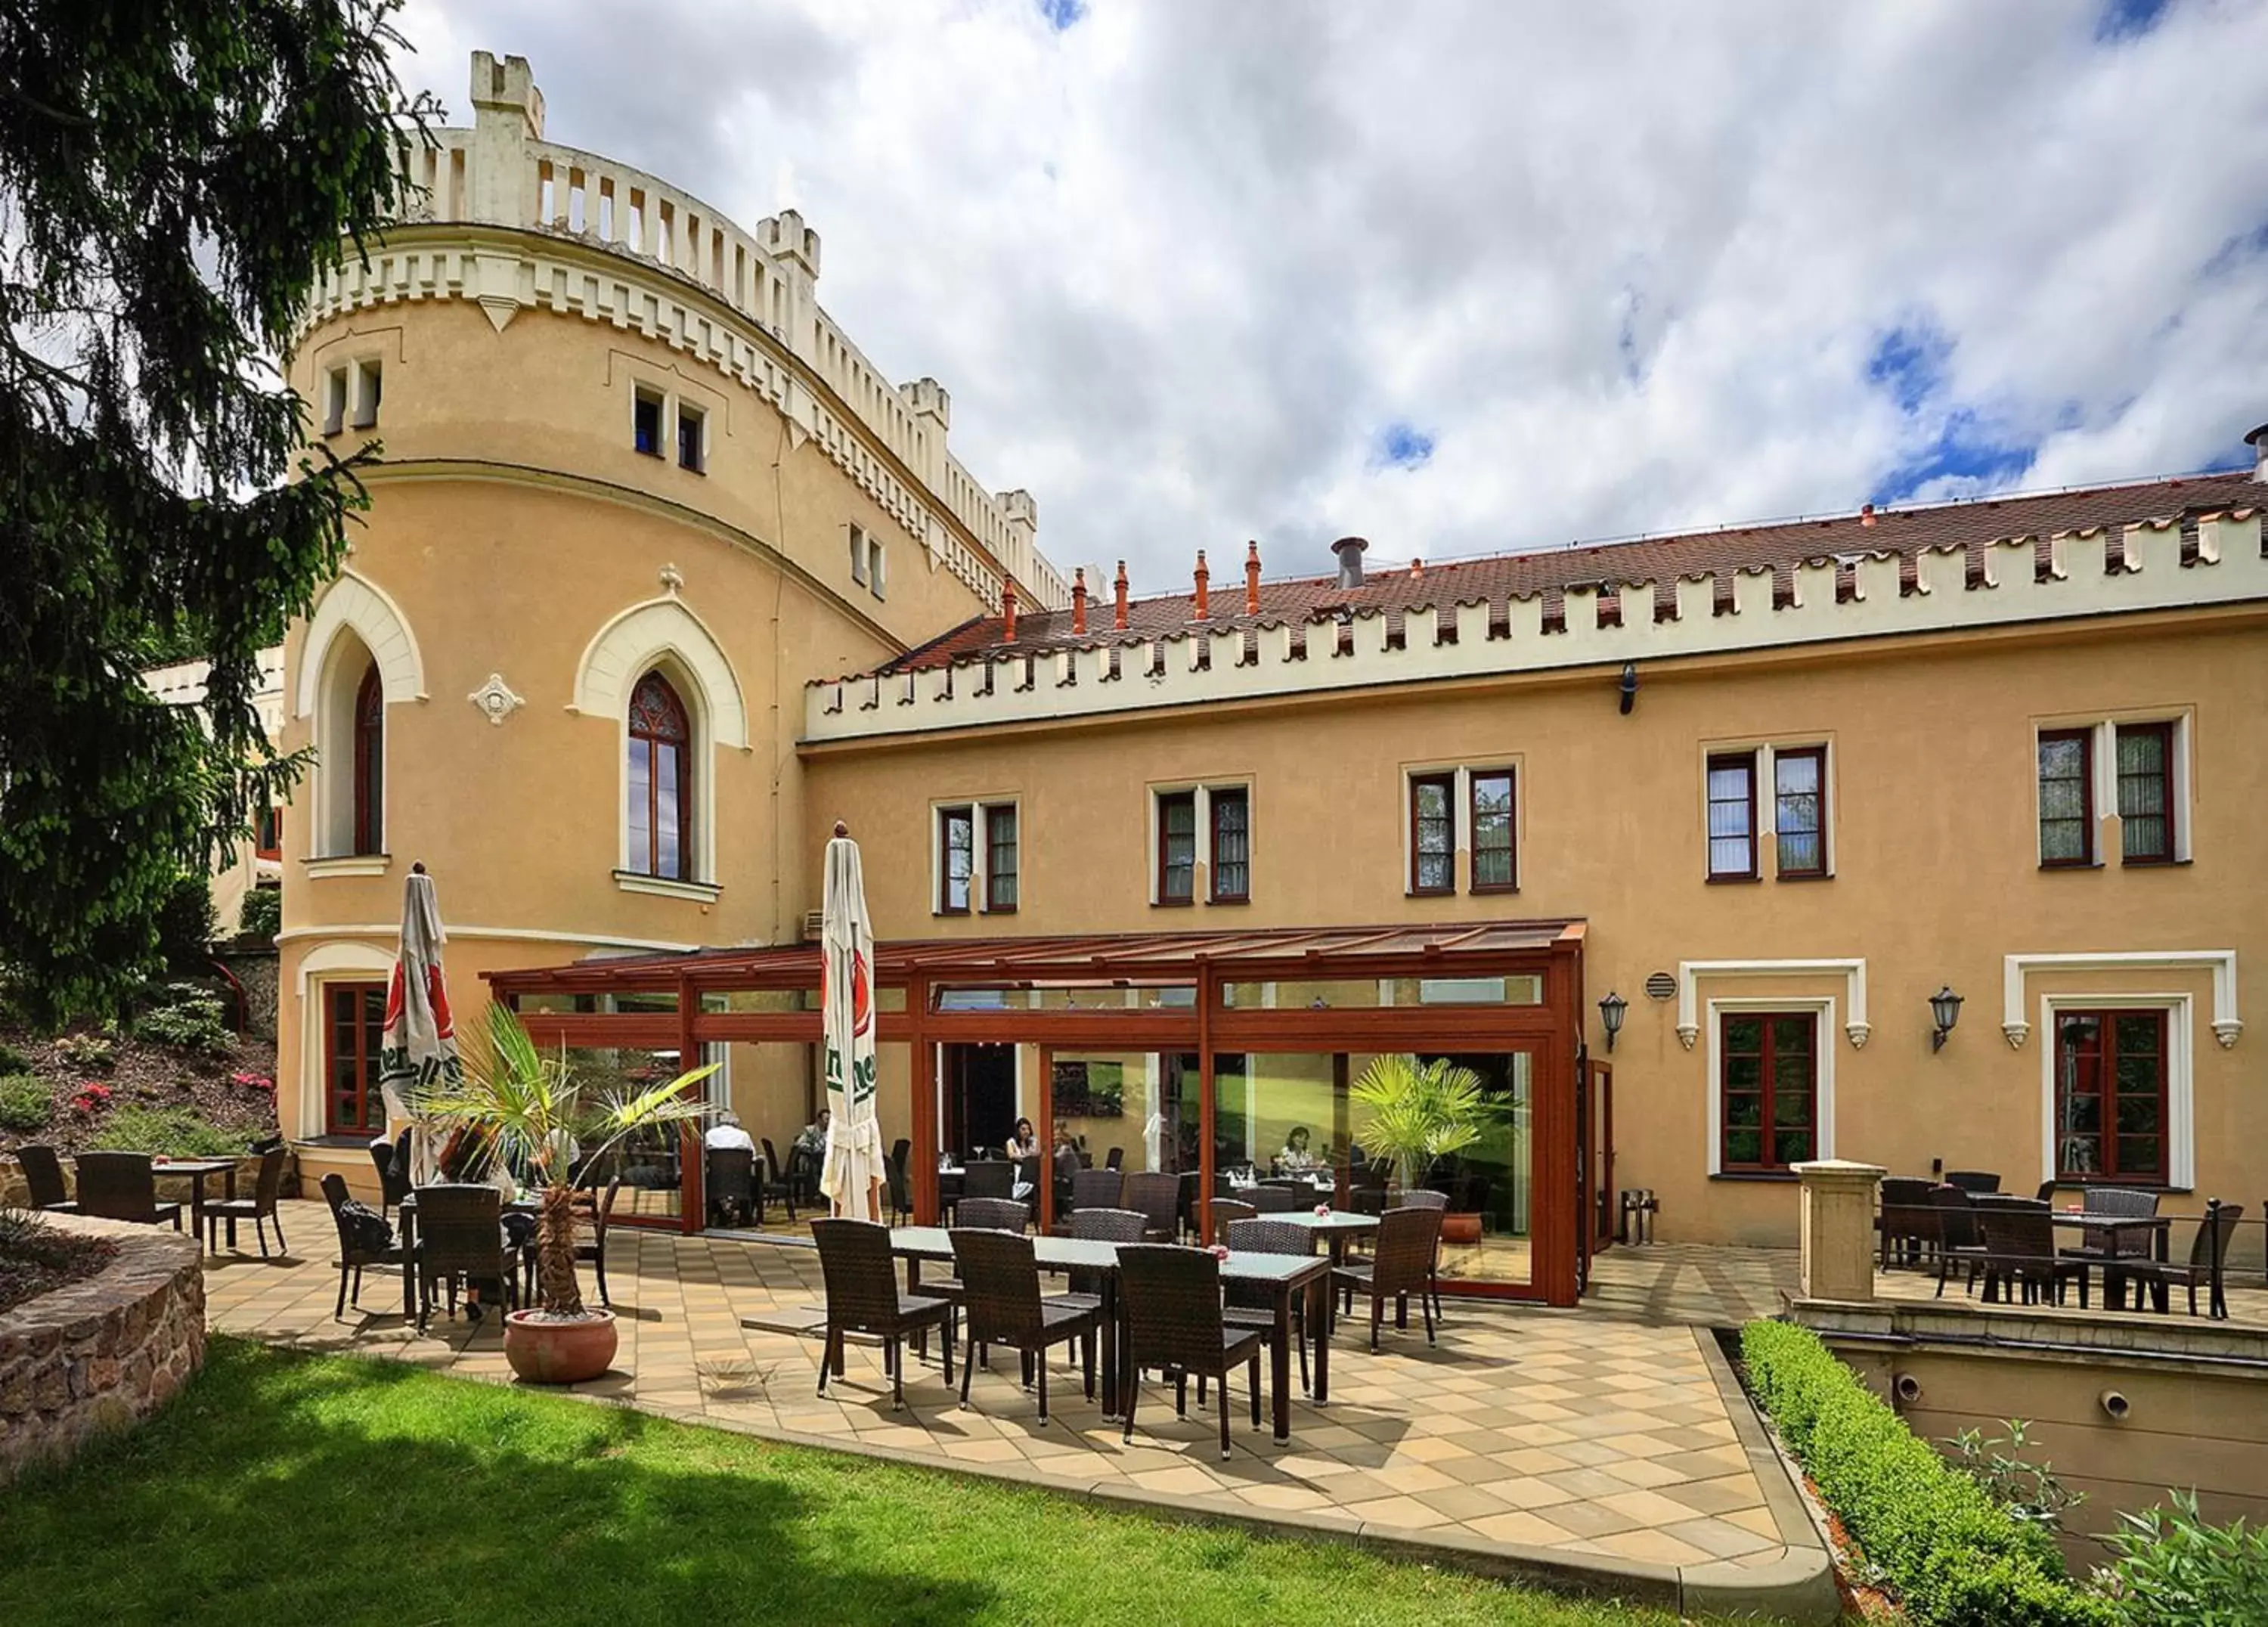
[1350,1054,1498,1244]
[417,1004,717,1384]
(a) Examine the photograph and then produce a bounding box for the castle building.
[278,54,2267,1305]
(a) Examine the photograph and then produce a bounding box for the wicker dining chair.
[1121,1171,1182,1241]
[1388,1186,1449,1325]
[1225,1216,1312,1394]
[1117,1244,1269,1461]
[1246,1184,1299,1214]
[705,1147,756,1229]
[758,1139,799,1223]
[204,1145,290,1257]
[1943,1170,2002,1195]
[15,1145,77,1213]
[949,1228,1100,1423]
[1062,1205,1147,1311]
[1333,1206,1442,1349]
[962,1160,1016,1202]
[1208,1199,1257,1246]
[1070,1167,1123,1215]
[414,1184,519,1328]
[73,1151,184,1229]
[1876,1176,1938,1271]
[956,1198,1031,1233]
[321,1173,404,1319]
[1929,1184,1988,1297]
[570,1177,623,1309]
[2130,1204,2246,1317]
[1104,1147,1124,1171]
[812,1217,955,1409]
[1977,1201,2089,1308]
[369,1130,414,1217]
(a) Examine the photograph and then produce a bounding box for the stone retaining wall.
[0,1211,206,1484]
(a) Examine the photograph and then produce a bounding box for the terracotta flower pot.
[503,1309,618,1384]
[1439,1212,1483,1245]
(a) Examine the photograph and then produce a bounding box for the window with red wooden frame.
[627,671,692,881]
[324,981,386,1136]
[1718,1011,1816,1171]
[2054,1009,2167,1183]
[1209,787,1250,903]
[255,804,282,861]
[2037,727,2093,866]
[1706,752,1757,880]
[2115,722,2175,866]
[1772,747,1826,878]
[937,805,974,913]
[984,804,1018,912]
[1156,791,1196,904]
[1470,769,1517,893]
[352,664,384,855]
[1409,773,1455,895]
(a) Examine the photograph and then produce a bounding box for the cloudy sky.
[395,0,2268,590]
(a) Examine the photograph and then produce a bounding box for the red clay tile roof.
[875,471,2263,676]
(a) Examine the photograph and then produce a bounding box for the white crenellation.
[804,509,2266,742]
[322,54,1066,611]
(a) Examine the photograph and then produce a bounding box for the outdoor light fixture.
[1598,990,1628,1052]
[1929,986,1964,1052]
[1618,662,1639,715]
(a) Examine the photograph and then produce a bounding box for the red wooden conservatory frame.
[486,919,1595,1304]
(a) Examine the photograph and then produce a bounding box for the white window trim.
[1705,994,1837,1176]
[612,870,721,903]
[293,941,397,1140]
[2032,711,2193,868]
[348,356,381,429]
[1678,957,1870,1050]
[849,522,869,585]
[2000,949,2239,1049]
[2037,993,2194,1190]
[931,796,1018,915]
[1400,762,1523,897]
[304,855,390,879]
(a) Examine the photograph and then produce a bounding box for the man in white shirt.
[705,1111,757,1154]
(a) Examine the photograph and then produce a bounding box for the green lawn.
[0,1337,1690,1626]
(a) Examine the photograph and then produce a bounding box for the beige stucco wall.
[802,612,2268,1245]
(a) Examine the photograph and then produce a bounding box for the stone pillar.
[1792,1159,1885,1303]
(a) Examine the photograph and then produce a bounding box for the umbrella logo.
[851,950,872,1038]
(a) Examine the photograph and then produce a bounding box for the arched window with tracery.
[627,671,692,879]
[352,663,384,854]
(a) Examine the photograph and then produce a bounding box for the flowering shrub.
[230,1071,275,1093]
[70,1082,114,1117]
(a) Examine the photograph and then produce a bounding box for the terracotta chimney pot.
[1071,567,1087,634]
[1245,541,1262,615]
[1410,557,1424,579]
[1861,504,1877,528]
[1192,550,1210,619]
[1001,577,1018,643]
[1114,560,1129,630]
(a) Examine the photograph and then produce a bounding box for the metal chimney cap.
[1330,536,1369,588]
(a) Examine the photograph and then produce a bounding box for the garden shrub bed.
[0,1020,277,1159]
[0,1210,117,1316]
[1740,1319,2115,1626]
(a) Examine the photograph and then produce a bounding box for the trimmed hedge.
[1741,1320,2117,1627]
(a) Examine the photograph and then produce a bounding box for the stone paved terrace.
[199,1204,1836,1619]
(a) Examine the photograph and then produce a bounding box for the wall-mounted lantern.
[1929,986,1964,1052]
[1598,990,1628,1052]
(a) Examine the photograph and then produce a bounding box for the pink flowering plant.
[70,1082,113,1117]
[230,1071,275,1093]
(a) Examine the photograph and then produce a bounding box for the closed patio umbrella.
[818,823,885,1221]
[378,862,460,1185]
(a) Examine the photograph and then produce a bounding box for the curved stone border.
[0,1212,205,1484]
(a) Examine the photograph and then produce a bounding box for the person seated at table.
[705,1111,757,1154]
[1278,1125,1325,1172]
[1003,1117,1039,1161]
[1052,1123,1082,1184]
[795,1107,831,1158]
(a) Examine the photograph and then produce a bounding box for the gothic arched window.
[627,671,692,879]
[352,663,384,854]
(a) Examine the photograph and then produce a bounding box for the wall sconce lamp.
[1598,990,1628,1052]
[1618,662,1639,715]
[1929,986,1964,1052]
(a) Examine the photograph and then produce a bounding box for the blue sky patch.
[1037,0,1088,31]
[1373,422,1436,471]
[1866,321,1954,414]
[2096,0,2170,44]
[1871,410,2036,504]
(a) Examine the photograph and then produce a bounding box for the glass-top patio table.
[889,1226,1332,1443]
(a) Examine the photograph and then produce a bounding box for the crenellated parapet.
[804,509,2266,742]
[299,51,1066,611]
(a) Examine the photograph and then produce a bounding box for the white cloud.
[394,0,2268,588]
